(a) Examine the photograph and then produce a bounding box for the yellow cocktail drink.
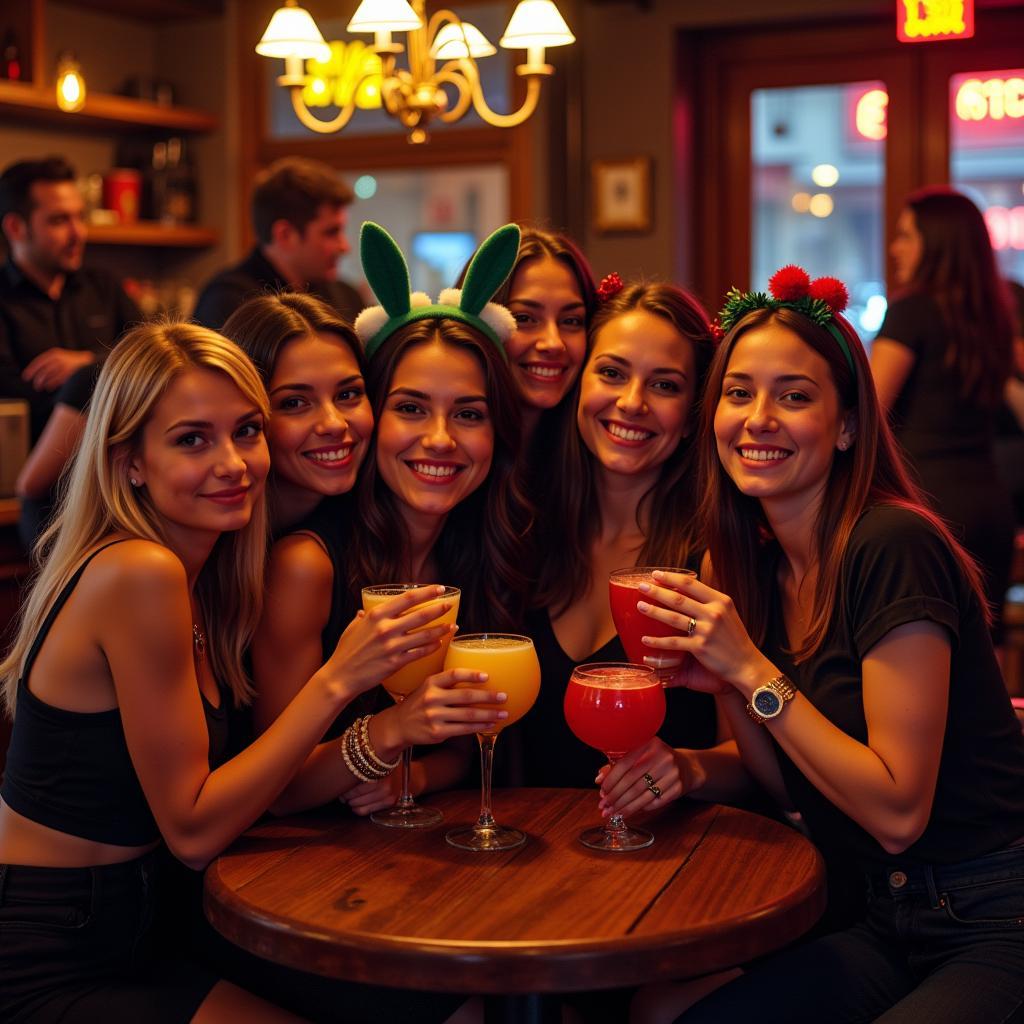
[361,586,460,699]
[445,635,540,734]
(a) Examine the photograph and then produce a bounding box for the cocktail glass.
[609,567,696,683]
[443,633,540,851]
[564,662,666,851]
[360,584,460,828]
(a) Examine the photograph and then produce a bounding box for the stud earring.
[130,477,140,486]
[837,440,850,452]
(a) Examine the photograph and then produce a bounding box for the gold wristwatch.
[745,674,797,724]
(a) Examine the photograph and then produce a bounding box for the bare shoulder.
[267,532,334,591]
[83,538,188,606]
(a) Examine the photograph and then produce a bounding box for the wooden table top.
[204,788,825,994]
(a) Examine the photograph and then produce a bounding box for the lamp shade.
[499,1,575,49]
[347,0,423,33]
[430,21,496,60]
[256,2,331,61]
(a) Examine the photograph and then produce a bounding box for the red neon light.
[855,88,889,140]
[955,76,1024,121]
[897,0,975,43]
[984,207,1024,252]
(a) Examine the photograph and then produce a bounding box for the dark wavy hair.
[535,282,716,614]
[903,187,1014,409]
[698,305,990,661]
[219,291,364,386]
[348,319,533,632]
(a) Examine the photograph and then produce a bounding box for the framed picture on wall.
[591,157,652,233]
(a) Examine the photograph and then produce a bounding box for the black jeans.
[677,842,1024,1024]
[0,850,217,1024]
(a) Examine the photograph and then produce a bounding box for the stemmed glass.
[609,567,696,683]
[564,662,666,851]
[443,633,541,851]
[360,584,460,829]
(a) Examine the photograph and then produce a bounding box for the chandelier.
[256,0,575,144]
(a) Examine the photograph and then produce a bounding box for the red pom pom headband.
[716,265,854,374]
[597,272,624,302]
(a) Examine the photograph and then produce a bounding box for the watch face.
[753,688,782,717]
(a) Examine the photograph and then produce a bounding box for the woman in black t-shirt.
[609,268,1024,1024]
[872,188,1016,639]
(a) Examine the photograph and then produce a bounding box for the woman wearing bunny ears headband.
[619,268,1024,1024]
[277,223,532,818]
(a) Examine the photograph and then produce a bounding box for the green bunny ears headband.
[713,265,855,375]
[354,221,520,360]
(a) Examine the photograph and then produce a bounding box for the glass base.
[579,824,654,851]
[445,824,526,851]
[371,803,443,829]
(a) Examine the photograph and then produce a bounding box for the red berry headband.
[713,265,853,374]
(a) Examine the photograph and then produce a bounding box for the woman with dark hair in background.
[872,187,1016,638]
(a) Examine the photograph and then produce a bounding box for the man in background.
[193,156,362,329]
[0,156,140,439]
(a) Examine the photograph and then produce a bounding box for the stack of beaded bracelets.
[340,715,401,783]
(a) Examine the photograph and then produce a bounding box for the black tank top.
[2,539,230,846]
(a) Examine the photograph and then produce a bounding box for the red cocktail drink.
[563,662,665,852]
[609,567,695,676]
[564,665,666,758]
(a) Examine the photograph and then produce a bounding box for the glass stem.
[476,732,497,828]
[605,755,625,835]
[395,747,414,810]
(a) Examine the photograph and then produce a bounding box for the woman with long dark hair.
[249,223,533,819]
[872,187,1016,637]
[509,281,719,792]
[609,268,1024,1023]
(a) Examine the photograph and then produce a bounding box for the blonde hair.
[1,321,270,715]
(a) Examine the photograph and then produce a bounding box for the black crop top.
[2,540,230,846]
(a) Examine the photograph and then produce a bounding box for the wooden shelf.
[0,80,216,133]
[88,222,218,247]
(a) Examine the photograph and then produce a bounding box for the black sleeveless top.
[2,540,230,846]
[296,497,380,739]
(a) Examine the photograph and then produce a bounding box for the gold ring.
[643,772,662,798]
[687,616,697,638]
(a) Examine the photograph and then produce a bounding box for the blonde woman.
[0,321,457,1024]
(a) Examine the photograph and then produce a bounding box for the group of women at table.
[1,185,1023,1024]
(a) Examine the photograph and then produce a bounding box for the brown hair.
[699,305,989,661]
[536,282,716,614]
[348,319,533,631]
[221,291,364,385]
[0,156,76,243]
[490,226,599,323]
[251,157,353,244]
[904,187,1014,408]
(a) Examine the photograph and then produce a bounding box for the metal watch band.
[745,674,797,724]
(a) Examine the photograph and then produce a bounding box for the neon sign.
[855,88,889,140]
[985,207,1024,251]
[955,76,1024,121]
[897,0,974,43]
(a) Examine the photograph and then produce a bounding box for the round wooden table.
[205,788,824,1011]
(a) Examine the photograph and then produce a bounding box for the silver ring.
[687,616,697,638]
[643,772,662,798]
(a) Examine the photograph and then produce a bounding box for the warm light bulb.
[500,1,575,49]
[811,163,840,188]
[809,193,834,218]
[256,1,331,61]
[55,55,86,112]
[347,0,422,33]
[430,22,496,60]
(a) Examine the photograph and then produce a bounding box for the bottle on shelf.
[1,29,21,81]
[162,137,197,224]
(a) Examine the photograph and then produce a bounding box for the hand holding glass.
[361,584,460,828]
[443,634,540,851]
[564,662,666,851]
[610,567,696,683]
